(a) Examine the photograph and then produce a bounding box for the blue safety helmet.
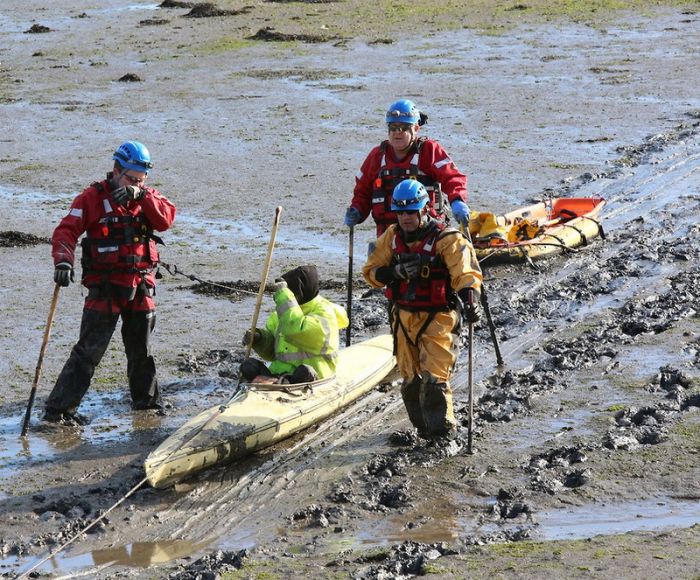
[385,99,421,125]
[112,140,153,173]
[391,179,429,212]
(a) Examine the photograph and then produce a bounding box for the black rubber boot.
[43,409,89,426]
[400,376,428,433]
[239,358,272,382]
[288,364,319,384]
[420,379,457,437]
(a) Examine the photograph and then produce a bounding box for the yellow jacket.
[363,223,482,298]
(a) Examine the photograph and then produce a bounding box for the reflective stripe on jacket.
[253,288,349,379]
[52,177,176,290]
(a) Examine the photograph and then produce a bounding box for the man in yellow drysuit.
[363,180,482,438]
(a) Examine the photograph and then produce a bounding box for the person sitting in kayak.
[240,265,349,384]
[363,180,482,439]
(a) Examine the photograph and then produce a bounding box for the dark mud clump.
[248,27,340,43]
[25,24,51,33]
[160,0,194,7]
[184,3,253,17]
[347,291,389,331]
[117,73,142,82]
[489,487,534,521]
[168,549,246,579]
[190,279,264,299]
[290,503,345,528]
[462,527,533,546]
[139,18,170,26]
[0,231,51,247]
[526,444,593,493]
[33,495,94,519]
[177,348,243,377]
[352,541,457,578]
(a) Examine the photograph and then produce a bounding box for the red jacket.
[52,178,176,309]
[350,138,468,236]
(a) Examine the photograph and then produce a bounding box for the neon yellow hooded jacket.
[253,287,349,378]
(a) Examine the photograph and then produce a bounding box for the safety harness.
[371,138,447,234]
[80,180,162,301]
[387,222,462,351]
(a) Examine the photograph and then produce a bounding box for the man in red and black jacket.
[345,99,470,237]
[45,141,176,425]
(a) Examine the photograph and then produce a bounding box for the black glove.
[459,287,481,323]
[394,254,421,280]
[54,262,74,287]
[111,185,143,206]
[242,328,262,347]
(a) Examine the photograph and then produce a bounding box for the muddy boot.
[43,409,89,427]
[240,357,272,382]
[400,376,428,434]
[419,377,457,438]
[288,364,318,384]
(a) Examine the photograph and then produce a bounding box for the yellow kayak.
[145,335,395,488]
[471,197,605,264]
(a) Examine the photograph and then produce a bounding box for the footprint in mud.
[290,503,345,528]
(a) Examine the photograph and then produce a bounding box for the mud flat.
[1,1,699,578]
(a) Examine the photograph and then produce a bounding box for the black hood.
[281,265,319,305]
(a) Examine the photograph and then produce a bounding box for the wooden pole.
[245,206,282,358]
[21,283,61,436]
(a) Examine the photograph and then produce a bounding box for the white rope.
[16,476,148,579]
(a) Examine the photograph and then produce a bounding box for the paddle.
[245,206,282,358]
[21,283,61,437]
[346,225,354,347]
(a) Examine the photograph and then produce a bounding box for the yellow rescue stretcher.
[470,197,605,265]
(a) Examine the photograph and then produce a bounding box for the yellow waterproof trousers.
[392,307,461,435]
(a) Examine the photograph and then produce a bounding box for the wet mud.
[1,1,699,579]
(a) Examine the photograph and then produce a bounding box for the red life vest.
[80,181,159,280]
[371,138,446,235]
[386,222,456,311]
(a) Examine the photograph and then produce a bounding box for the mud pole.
[245,206,282,358]
[467,299,475,454]
[346,225,354,347]
[21,284,61,436]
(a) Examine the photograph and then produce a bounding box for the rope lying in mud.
[16,476,149,580]
[160,261,260,296]
[161,260,377,302]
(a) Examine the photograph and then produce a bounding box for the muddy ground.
[1,1,699,578]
